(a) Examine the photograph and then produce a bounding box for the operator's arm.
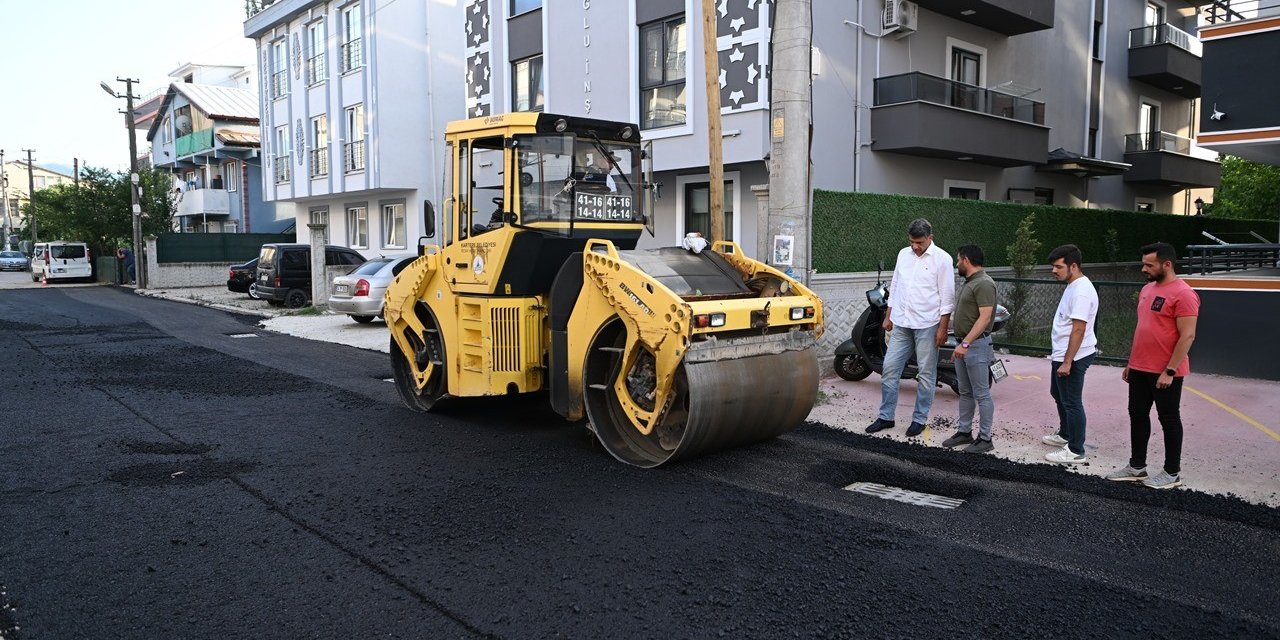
[935,253,956,345]
[1156,315,1198,388]
[963,306,994,345]
[1057,319,1087,376]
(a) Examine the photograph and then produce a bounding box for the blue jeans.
[954,335,994,440]
[878,324,940,425]
[1049,353,1094,455]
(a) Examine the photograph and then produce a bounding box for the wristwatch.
[1164,368,1176,376]
[960,341,970,348]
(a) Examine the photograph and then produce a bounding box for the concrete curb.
[134,287,279,319]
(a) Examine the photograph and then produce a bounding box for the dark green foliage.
[1208,155,1280,221]
[26,166,175,259]
[1003,214,1040,340]
[812,190,1276,273]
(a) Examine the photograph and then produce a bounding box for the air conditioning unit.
[883,0,919,38]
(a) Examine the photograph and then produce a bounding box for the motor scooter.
[833,262,1009,394]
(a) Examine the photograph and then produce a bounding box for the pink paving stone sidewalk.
[810,352,1280,507]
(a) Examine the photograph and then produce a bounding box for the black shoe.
[906,421,926,437]
[941,431,974,448]
[963,438,994,454]
[865,419,895,433]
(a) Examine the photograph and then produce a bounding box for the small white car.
[31,241,93,282]
[328,255,416,323]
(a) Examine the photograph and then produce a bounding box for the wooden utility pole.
[23,149,36,247]
[701,0,725,243]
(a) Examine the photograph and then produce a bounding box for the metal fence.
[156,232,295,264]
[992,277,1144,363]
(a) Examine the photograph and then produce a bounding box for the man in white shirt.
[866,219,956,437]
[1042,244,1099,464]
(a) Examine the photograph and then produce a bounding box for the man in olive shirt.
[942,245,998,453]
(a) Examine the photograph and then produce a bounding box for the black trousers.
[1127,369,1184,475]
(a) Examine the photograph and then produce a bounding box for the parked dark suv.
[255,244,366,308]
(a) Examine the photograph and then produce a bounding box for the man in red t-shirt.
[1106,242,1200,489]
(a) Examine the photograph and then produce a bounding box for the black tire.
[284,288,309,309]
[247,283,260,300]
[833,353,872,381]
[390,315,448,412]
[351,315,376,324]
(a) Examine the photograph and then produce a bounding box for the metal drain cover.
[844,481,965,509]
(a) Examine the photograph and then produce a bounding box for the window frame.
[511,55,545,112]
[945,37,988,87]
[271,38,289,99]
[223,161,238,192]
[273,125,291,184]
[380,199,407,249]
[510,0,541,16]
[674,171,741,245]
[346,203,369,249]
[310,115,329,178]
[944,179,986,200]
[344,104,365,173]
[307,19,328,85]
[341,3,364,74]
[639,15,688,130]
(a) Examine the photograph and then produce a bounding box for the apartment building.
[1,161,74,236]
[464,0,1220,265]
[1195,1,1280,166]
[244,0,464,256]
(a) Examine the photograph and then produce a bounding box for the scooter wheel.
[834,353,872,381]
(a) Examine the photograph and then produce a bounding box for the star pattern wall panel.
[464,0,492,117]
[715,0,771,112]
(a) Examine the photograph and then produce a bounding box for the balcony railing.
[343,141,365,172]
[175,128,214,157]
[873,72,1045,125]
[1124,131,1194,154]
[341,39,363,73]
[310,148,329,178]
[274,156,291,184]
[271,70,288,99]
[1129,23,1203,56]
[307,54,327,85]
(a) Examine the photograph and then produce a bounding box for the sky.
[0,1,256,175]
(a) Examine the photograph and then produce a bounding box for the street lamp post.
[1194,197,1205,216]
[102,78,146,288]
[0,149,9,250]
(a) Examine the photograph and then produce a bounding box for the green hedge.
[813,191,1277,273]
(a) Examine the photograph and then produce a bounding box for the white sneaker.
[1042,434,1068,446]
[1046,445,1087,464]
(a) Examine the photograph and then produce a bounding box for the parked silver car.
[328,255,417,323]
[0,250,30,271]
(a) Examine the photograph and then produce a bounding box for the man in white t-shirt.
[1042,244,1099,464]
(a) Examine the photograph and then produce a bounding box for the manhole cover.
[844,481,966,509]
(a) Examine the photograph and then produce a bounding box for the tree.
[27,166,174,260]
[1207,155,1280,221]
[1004,213,1041,341]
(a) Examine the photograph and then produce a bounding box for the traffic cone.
[40,271,48,287]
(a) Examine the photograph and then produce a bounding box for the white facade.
[245,0,465,255]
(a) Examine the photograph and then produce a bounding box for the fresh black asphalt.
[1,286,1277,639]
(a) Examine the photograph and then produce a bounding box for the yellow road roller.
[383,112,823,467]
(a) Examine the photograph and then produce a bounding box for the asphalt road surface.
[2,286,1277,639]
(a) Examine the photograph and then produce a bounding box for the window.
[344,104,365,172]
[310,115,329,178]
[512,55,545,112]
[944,180,985,200]
[511,0,541,15]
[341,4,363,73]
[1136,198,1157,212]
[1092,21,1104,60]
[1007,188,1053,206]
[1144,1,1165,27]
[271,39,289,99]
[382,202,406,248]
[640,16,687,129]
[162,115,173,143]
[684,182,734,242]
[274,125,291,184]
[1139,101,1161,134]
[346,205,368,248]
[223,161,238,191]
[951,48,982,86]
[307,20,327,84]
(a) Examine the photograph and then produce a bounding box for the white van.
[31,241,93,282]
